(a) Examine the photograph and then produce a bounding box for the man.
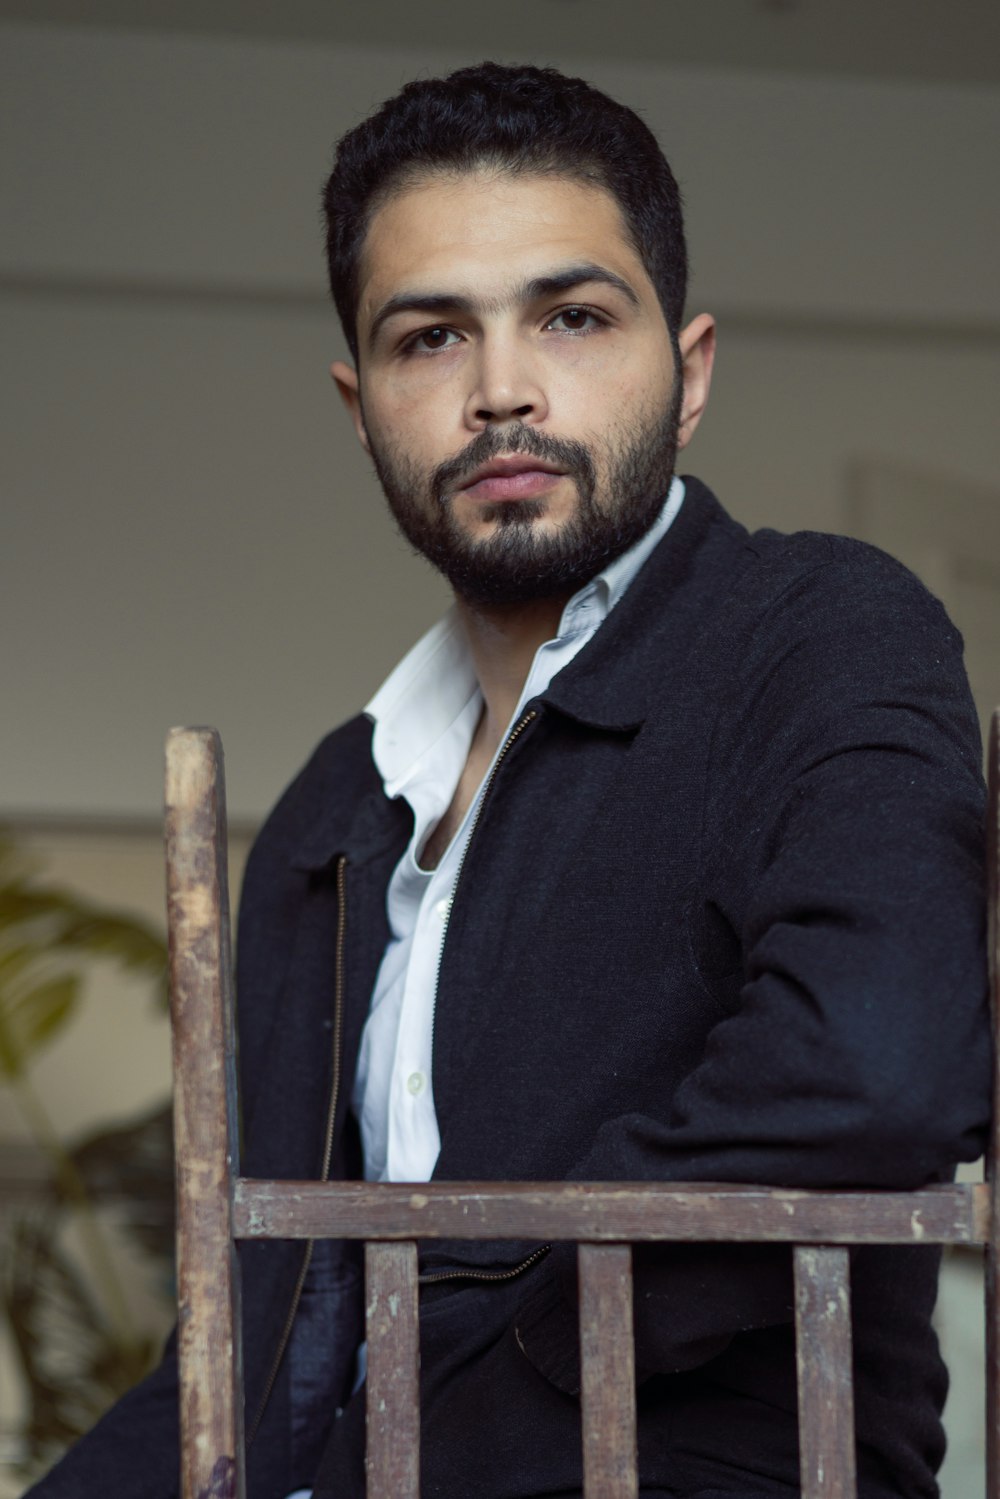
[31,61,990,1499]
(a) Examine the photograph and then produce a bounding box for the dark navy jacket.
[31,479,991,1498]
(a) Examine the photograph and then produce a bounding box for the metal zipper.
[246,853,348,1449]
[418,711,547,1288]
[430,708,538,1052]
[418,1242,551,1286]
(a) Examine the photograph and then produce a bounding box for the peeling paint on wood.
[196,1454,237,1499]
[794,1246,856,1499]
[232,1177,981,1245]
[166,729,245,1499]
[579,1244,637,1499]
[365,1242,419,1498]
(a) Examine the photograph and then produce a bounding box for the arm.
[517,542,991,1387]
[23,750,299,1496]
[22,1334,180,1498]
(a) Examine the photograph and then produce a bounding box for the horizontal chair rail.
[233,1178,986,1246]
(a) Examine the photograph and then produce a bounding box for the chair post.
[794,1246,856,1499]
[986,711,1000,1499]
[578,1243,638,1499]
[166,727,245,1499]
[365,1240,421,1498]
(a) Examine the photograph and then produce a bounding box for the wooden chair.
[164,724,1000,1499]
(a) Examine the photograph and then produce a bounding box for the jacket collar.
[538,477,744,730]
[289,722,414,873]
[290,477,743,870]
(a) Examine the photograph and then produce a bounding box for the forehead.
[356,170,651,329]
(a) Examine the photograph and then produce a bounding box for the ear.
[330,360,371,454]
[676,313,716,452]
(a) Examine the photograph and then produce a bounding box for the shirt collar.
[557,474,685,631]
[365,609,479,793]
[366,476,686,788]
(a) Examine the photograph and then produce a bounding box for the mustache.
[432,425,596,499]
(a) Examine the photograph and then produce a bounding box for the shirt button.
[434,898,450,920]
[406,1071,425,1096]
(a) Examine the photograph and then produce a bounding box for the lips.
[458,455,567,502]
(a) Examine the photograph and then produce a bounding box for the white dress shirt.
[352,477,685,1184]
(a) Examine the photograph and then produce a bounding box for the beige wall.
[3,23,999,822]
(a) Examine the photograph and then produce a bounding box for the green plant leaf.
[19,974,81,1049]
[0,833,173,1477]
[0,859,168,1013]
[0,974,81,1078]
[0,942,36,984]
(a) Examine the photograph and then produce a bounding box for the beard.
[365,378,683,608]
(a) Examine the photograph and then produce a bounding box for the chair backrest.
[164,723,1000,1499]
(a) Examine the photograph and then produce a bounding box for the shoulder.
[675,479,959,647]
[687,513,981,790]
[731,526,964,662]
[748,524,943,606]
[233,714,382,1010]
[712,527,982,793]
[241,713,378,888]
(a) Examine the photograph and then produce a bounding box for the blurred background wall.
[3,1,999,824]
[1,1,998,1491]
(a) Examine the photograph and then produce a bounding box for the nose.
[463,332,549,430]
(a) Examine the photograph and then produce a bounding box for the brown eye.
[548,307,600,333]
[410,326,459,352]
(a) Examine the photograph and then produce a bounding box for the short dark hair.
[322,61,688,359]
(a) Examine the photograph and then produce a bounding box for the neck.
[455,594,568,754]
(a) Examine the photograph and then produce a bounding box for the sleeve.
[22,771,295,1496]
[22,1334,180,1498]
[516,543,992,1391]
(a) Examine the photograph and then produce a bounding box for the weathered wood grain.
[579,1244,637,1499]
[795,1247,856,1499]
[365,1241,420,1499]
[166,727,245,1499]
[233,1178,981,1246]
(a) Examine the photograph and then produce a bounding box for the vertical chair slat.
[578,1243,638,1499]
[988,1235,999,1499]
[986,710,1000,1499]
[794,1245,856,1499]
[365,1241,421,1499]
[165,727,245,1499]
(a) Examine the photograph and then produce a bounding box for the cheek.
[365,373,463,453]
[612,343,675,407]
[549,341,673,426]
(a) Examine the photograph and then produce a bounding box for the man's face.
[335,170,705,607]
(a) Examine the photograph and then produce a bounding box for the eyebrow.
[366,262,642,349]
